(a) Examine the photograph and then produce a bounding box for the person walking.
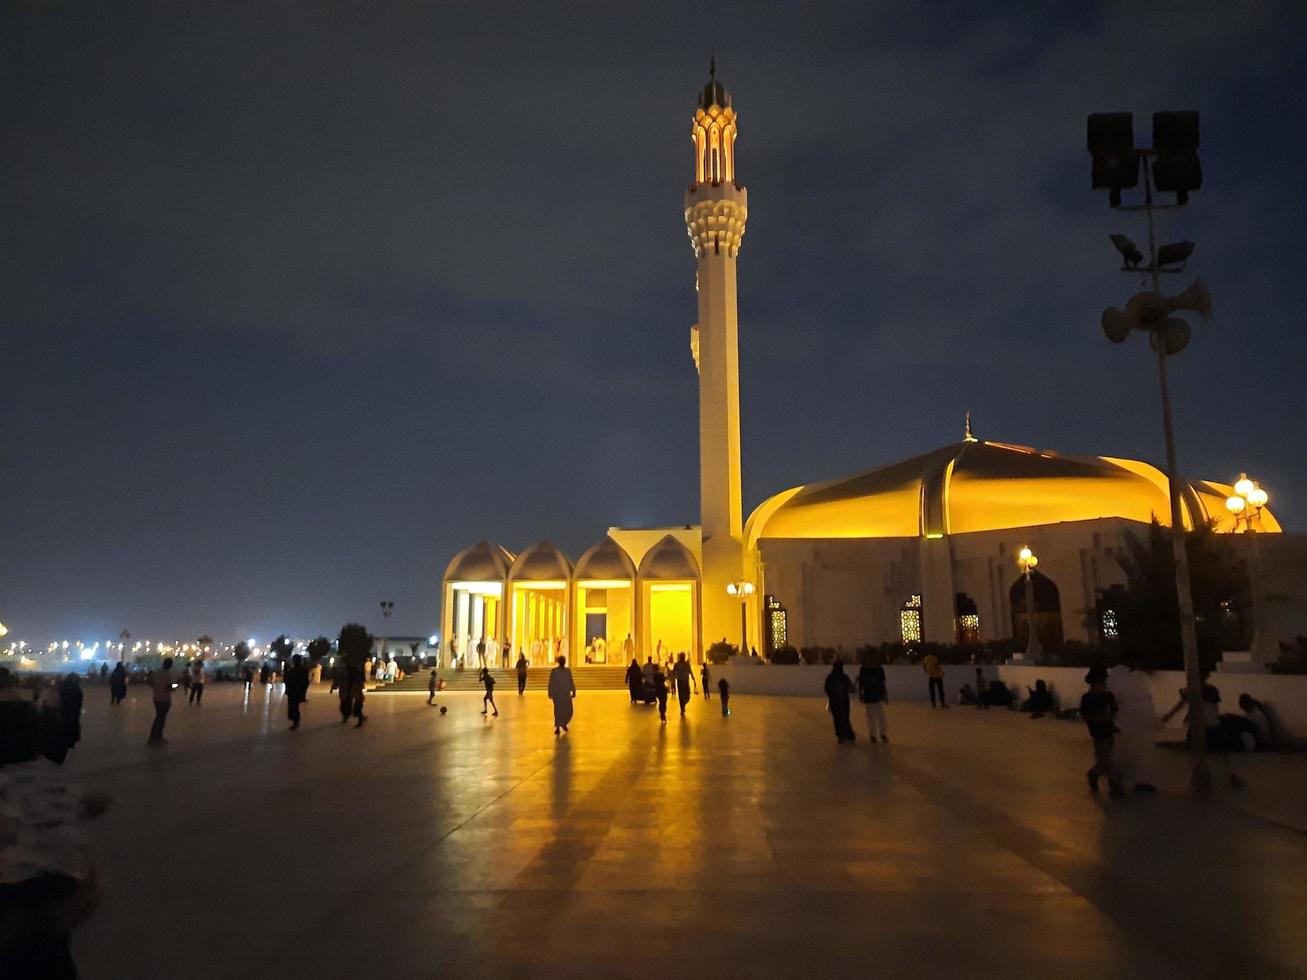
[516,652,529,695]
[625,658,643,704]
[700,663,711,699]
[188,660,206,705]
[148,658,177,745]
[427,669,439,705]
[337,666,353,723]
[717,677,730,716]
[824,661,856,743]
[857,656,889,743]
[923,652,947,708]
[243,663,255,693]
[1080,665,1124,798]
[479,667,499,717]
[285,654,309,730]
[547,656,576,735]
[348,664,367,727]
[672,654,697,717]
[1110,663,1158,793]
[653,666,670,724]
[108,663,128,705]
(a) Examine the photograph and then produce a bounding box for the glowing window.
[958,614,980,646]
[1100,608,1119,640]
[765,594,787,651]
[900,594,922,645]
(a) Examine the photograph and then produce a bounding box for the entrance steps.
[378,664,632,693]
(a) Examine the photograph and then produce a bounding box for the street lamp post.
[1226,474,1273,666]
[725,581,755,655]
[1089,110,1211,794]
[379,600,394,665]
[1016,547,1043,661]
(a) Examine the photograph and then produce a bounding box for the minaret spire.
[964,411,977,442]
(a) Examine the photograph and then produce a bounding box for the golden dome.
[746,438,1281,544]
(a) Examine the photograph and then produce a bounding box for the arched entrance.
[572,536,638,665]
[637,534,701,663]
[441,541,514,669]
[1009,570,1063,650]
[508,541,573,668]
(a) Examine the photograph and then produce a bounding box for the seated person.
[1238,694,1278,750]
[1217,712,1260,752]
[957,683,977,706]
[984,680,1015,708]
[1020,679,1056,717]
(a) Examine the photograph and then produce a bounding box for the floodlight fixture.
[1151,111,1202,204]
[1088,112,1139,206]
[1110,234,1144,267]
[1156,241,1195,268]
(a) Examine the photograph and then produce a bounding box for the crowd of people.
[819,655,1288,798]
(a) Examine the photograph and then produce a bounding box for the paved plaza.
[64,682,1307,979]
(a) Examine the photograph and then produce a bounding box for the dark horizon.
[4,3,1305,644]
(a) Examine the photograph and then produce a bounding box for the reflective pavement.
[66,683,1307,978]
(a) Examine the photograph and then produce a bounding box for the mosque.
[440,65,1293,669]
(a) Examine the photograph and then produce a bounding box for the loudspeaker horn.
[1101,307,1131,343]
[1169,279,1212,318]
[1148,317,1191,355]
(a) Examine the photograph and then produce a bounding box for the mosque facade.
[440,67,1298,669]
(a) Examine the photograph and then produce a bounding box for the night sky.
[4,3,1304,644]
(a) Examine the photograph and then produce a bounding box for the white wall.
[713,662,1307,740]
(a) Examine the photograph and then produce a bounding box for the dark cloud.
[3,2,1304,642]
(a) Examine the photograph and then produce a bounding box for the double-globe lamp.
[1226,474,1273,664]
[725,581,755,656]
[1017,547,1042,661]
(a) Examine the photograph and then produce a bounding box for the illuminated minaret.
[684,59,748,650]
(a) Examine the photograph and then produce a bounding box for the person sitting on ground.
[985,680,1015,708]
[957,682,977,706]
[1021,679,1056,718]
[1238,693,1279,750]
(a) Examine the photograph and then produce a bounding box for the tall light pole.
[725,581,755,655]
[1016,547,1043,661]
[1090,110,1211,793]
[1225,474,1273,666]
[379,600,394,664]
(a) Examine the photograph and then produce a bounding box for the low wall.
[711,662,1307,740]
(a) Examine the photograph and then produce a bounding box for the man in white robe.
[1110,663,1159,793]
[547,656,576,735]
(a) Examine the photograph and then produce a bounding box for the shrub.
[337,623,373,668]
[769,645,799,664]
[706,640,737,664]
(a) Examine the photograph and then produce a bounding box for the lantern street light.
[725,581,756,656]
[1226,474,1274,666]
[1016,547,1043,661]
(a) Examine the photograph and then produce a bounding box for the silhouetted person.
[548,656,576,734]
[1239,693,1277,749]
[476,637,487,669]
[653,667,669,723]
[348,665,367,727]
[1080,666,1123,798]
[856,657,889,743]
[57,674,83,759]
[260,663,271,685]
[188,660,205,704]
[700,663,711,699]
[718,677,730,716]
[427,669,439,705]
[243,664,255,693]
[109,663,127,705]
[148,657,176,745]
[672,653,696,717]
[824,661,856,743]
[338,667,353,723]
[516,653,529,695]
[625,658,643,703]
[1021,679,1055,717]
[480,667,499,716]
[923,652,946,707]
[285,654,309,730]
[99,663,108,683]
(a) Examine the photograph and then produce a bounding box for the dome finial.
[964,411,977,442]
[709,52,716,79]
